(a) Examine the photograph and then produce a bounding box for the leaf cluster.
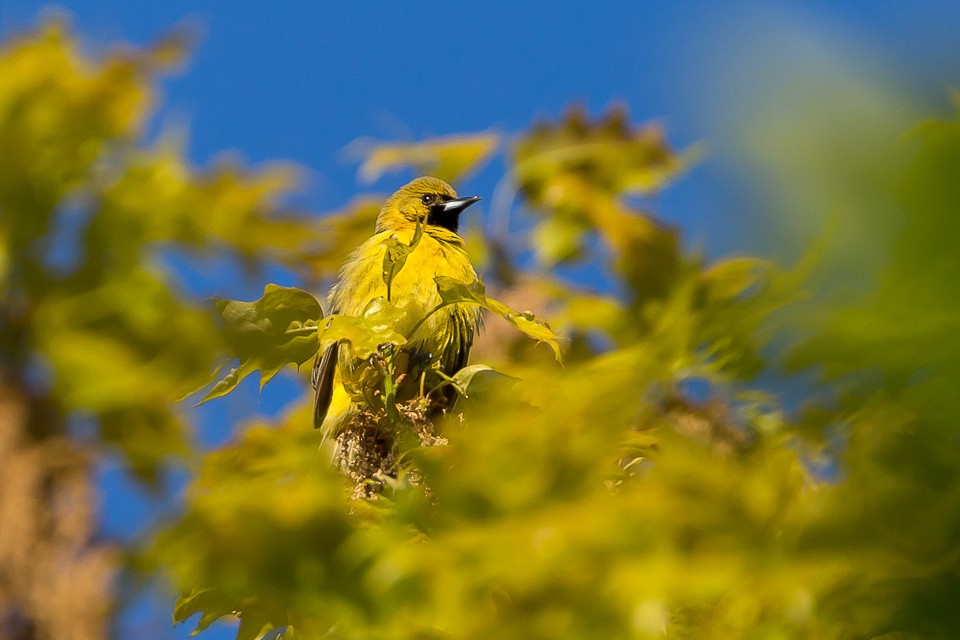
[164,99,960,639]
[0,24,315,477]
[6,22,960,640]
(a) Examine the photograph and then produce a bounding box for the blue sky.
[3,2,957,251]
[2,2,959,638]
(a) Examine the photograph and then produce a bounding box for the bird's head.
[376,176,481,234]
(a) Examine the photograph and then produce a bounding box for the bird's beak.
[440,195,482,214]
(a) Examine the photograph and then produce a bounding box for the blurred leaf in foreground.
[354,132,499,184]
[0,21,305,640]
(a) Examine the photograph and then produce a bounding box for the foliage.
[354,132,499,184]
[158,104,804,639]
[197,285,323,403]
[158,92,960,640]
[0,20,315,640]
[3,20,960,640]
[0,23,315,480]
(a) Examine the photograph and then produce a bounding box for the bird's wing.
[450,311,475,373]
[312,341,339,429]
[437,308,479,408]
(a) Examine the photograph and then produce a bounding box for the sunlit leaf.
[700,256,767,301]
[513,105,689,201]
[12,20,960,640]
[355,132,499,184]
[381,219,424,301]
[100,145,310,259]
[451,364,520,404]
[318,297,410,359]
[530,216,587,265]
[434,275,563,361]
[450,364,494,391]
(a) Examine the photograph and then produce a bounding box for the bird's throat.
[426,208,460,233]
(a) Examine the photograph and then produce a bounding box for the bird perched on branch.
[313,176,483,437]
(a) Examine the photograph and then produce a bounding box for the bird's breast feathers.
[330,227,480,341]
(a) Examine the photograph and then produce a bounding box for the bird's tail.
[318,384,356,442]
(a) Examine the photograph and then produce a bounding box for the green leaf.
[196,358,260,405]
[197,284,322,403]
[173,588,234,635]
[496,308,564,362]
[381,218,424,301]
[356,131,499,183]
[433,276,563,361]
[236,607,282,640]
[435,274,488,307]
[381,235,411,302]
[513,106,689,202]
[701,257,767,301]
[451,364,494,392]
[318,297,409,359]
[452,364,520,398]
[531,217,587,265]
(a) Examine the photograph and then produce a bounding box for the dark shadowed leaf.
[197,285,322,403]
[236,605,284,640]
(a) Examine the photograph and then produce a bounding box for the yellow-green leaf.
[434,275,563,361]
[318,297,409,359]
[197,284,322,403]
[356,132,499,184]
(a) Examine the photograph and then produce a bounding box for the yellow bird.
[313,176,483,437]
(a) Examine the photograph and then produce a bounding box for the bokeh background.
[1,2,959,639]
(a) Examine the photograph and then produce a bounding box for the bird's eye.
[421,194,436,206]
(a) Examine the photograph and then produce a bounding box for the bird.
[313,176,483,438]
